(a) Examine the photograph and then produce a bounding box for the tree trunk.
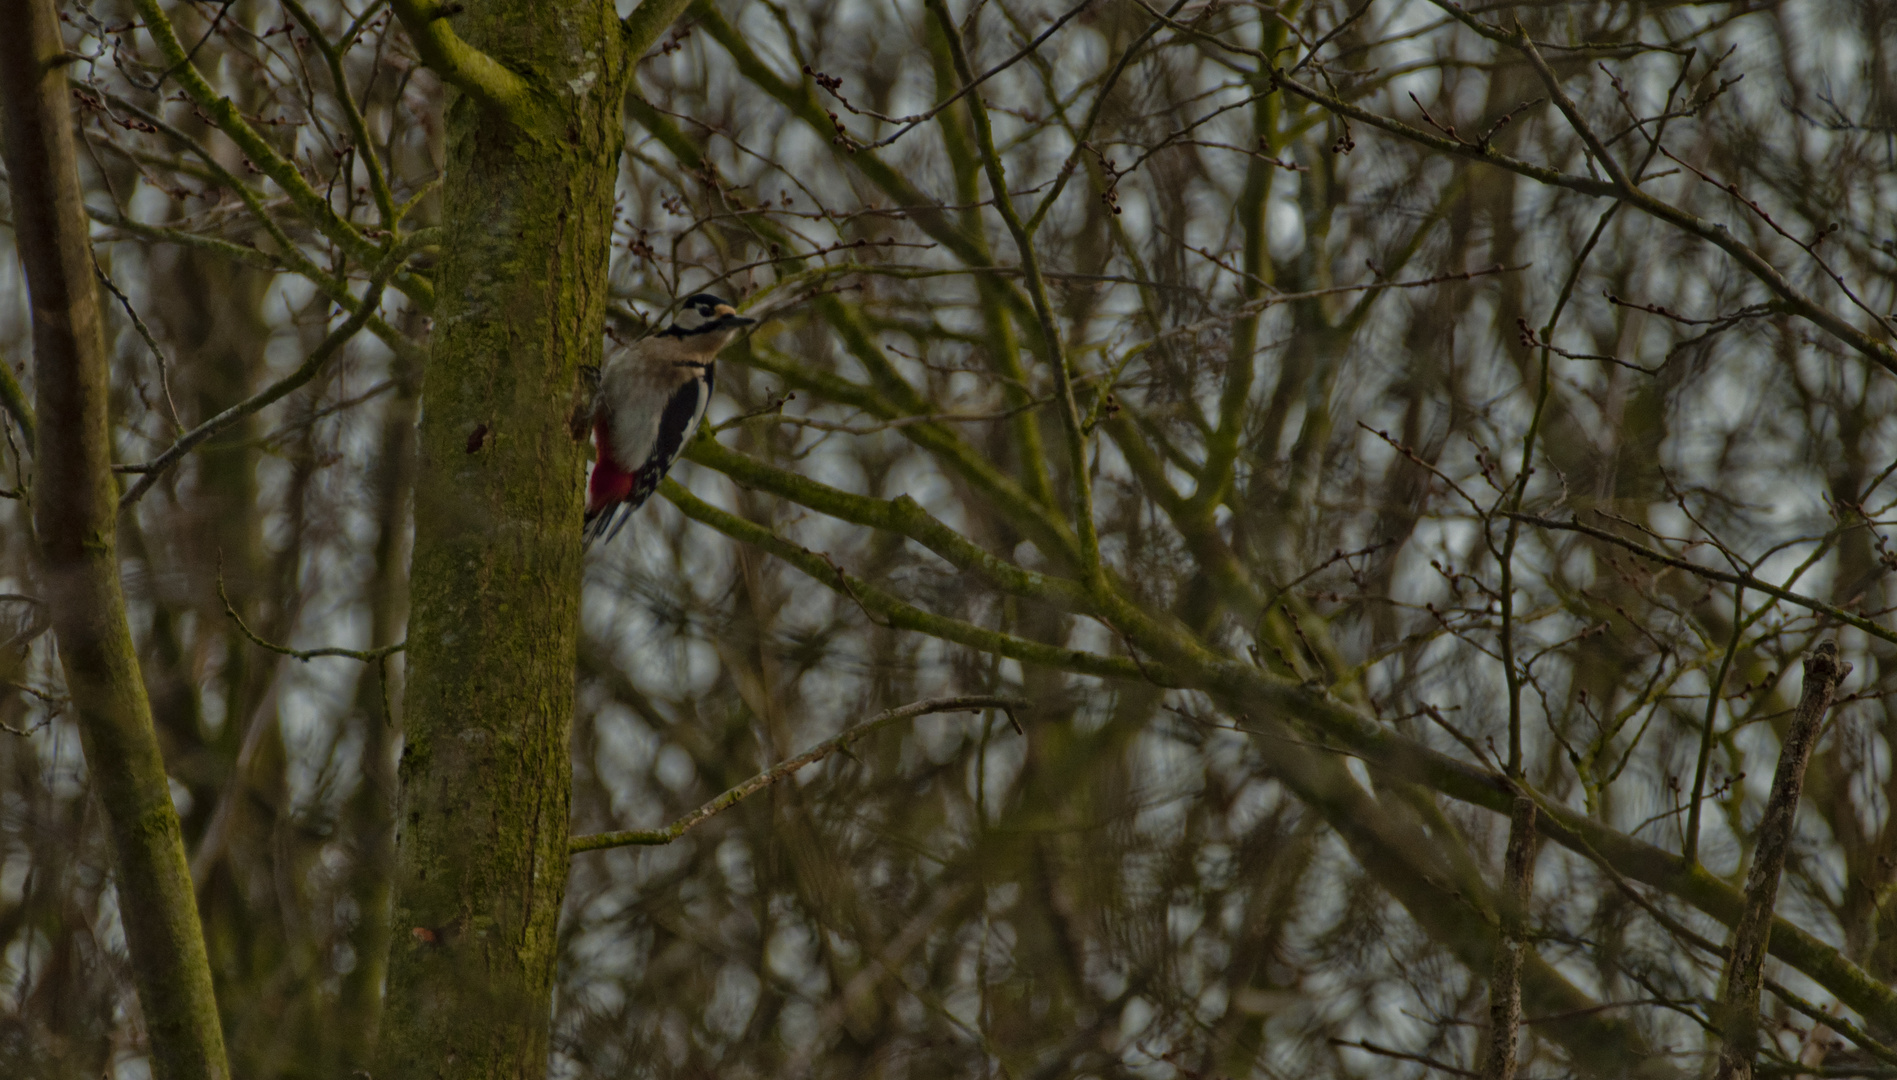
[373,1,634,1075]
[1713,642,1848,1079]
[1481,797,1538,1080]
[337,338,420,1074]
[0,2,229,1078]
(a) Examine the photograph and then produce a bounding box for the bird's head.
[661,293,757,349]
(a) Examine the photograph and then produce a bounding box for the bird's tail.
[582,503,633,548]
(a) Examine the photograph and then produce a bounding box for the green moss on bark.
[373,2,635,1077]
[1,1,230,1077]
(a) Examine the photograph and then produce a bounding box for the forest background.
[4,0,1897,1078]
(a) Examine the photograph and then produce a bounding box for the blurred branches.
[8,0,1897,1077]
[571,694,1024,851]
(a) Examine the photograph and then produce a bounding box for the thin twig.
[820,551,894,629]
[1289,0,1376,75]
[710,389,794,432]
[94,260,184,433]
[117,244,407,507]
[1685,581,1746,864]
[830,0,1095,151]
[570,695,1027,852]
[750,400,1049,436]
[1332,1038,1479,1078]
[1027,0,1191,233]
[1507,513,1897,647]
[1267,64,1897,375]
[217,562,405,664]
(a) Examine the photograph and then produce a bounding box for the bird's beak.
[714,304,757,327]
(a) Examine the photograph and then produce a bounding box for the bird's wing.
[598,348,663,469]
[626,364,714,510]
[585,364,714,549]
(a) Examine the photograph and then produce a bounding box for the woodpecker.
[584,293,755,546]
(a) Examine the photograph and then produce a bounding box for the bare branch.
[1269,67,1897,375]
[117,242,413,508]
[571,695,1026,852]
[1713,643,1848,1080]
[386,0,535,119]
[1507,513,1897,646]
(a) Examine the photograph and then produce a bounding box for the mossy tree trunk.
[0,1,229,1077]
[373,0,683,1075]
[337,342,420,1074]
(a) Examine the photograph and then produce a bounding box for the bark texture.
[1714,641,1848,1079]
[1481,796,1538,1080]
[337,343,420,1073]
[373,1,639,1076]
[0,2,229,1078]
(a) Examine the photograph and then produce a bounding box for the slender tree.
[0,1,228,1077]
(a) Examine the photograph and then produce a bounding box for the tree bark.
[373,1,643,1076]
[1714,641,1848,1079]
[0,3,230,1078]
[338,342,420,1074]
[1481,796,1538,1080]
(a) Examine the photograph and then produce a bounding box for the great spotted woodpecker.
[583,293,755,546]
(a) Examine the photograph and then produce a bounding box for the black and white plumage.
[584,293,754,546]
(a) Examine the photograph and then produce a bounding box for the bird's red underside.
[587,419,634,515]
